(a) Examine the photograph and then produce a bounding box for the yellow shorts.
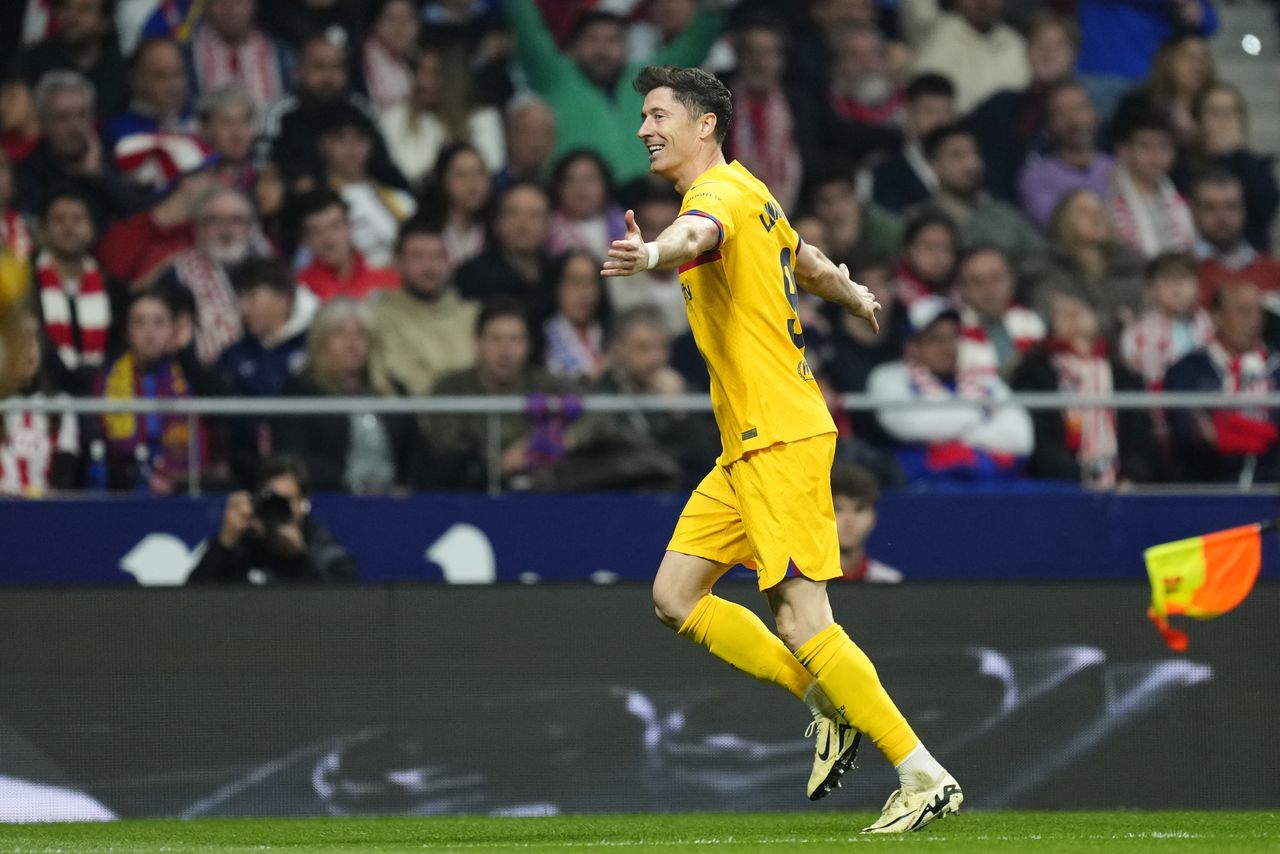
[667,433,842,590]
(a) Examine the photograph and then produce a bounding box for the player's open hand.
[602,209,648,278]
[840,263,881,335]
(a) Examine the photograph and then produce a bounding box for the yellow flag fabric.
[1145,523,1263,651]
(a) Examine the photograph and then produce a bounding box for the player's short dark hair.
[257,454,312,496]
[1111,102,1173,145]
[831,462,881,506]
[233,256,296,297]
[569,10,627,45]
[921,122,974,162]
[395,217,444,255]
[634,65,733,145]
[476,297,529,337]
[1145,251,1199,283]
[906,72,955,103]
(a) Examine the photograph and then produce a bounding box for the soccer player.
[602,65,963,833]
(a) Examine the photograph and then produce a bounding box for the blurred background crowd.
[0,0,1277,499]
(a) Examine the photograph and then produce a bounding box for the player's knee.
[652,582,694,630]
[773,609,805,652]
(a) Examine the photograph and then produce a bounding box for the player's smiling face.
[638,87,698,178]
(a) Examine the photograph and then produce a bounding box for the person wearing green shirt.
[506,1,725,185]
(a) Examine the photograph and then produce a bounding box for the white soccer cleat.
[805,714,861,800]
[861,771,963,833]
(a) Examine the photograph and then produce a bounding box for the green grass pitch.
[1,813,1278,853]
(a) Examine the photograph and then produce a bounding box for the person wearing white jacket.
[868,296,1034,482]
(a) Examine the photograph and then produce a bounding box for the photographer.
[187,456,356,585]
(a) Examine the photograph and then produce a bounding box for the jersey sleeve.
[680,182,739,252]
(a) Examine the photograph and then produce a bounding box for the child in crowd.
[1121,252,1213,388]
[832,462,903,583]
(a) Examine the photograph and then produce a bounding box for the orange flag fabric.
[1144,523,1264,652]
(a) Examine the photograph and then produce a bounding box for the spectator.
[0,310,79,497]
[369,221,479,397]
[805,169,903,269]
[11,0,128,118]
[1,76,41,166]
[820,253,909,394]
[908,0,1030,114]
[494,92,556,190]
[893,210,958,307]
[1012,288,1154,488]
[216,257,313,478]
[361,0,419,112]
[867,296,1034,484]
[722,17,812,215]
[0,149,33,262]
[96,164,220,288]
[1164,281,1279,484]
[1191,170,1280,305]
[546,150,626,259]
[264,31,405,194]
[455,181,557,329]
[1121,251,1213,389]
[830,462,902,583]
[1107,107,1194,258]
[604,184,687,336]
[131,0,204,52]
[317,104,417,268]
[418,0,511,107]
[827,27,905,129]
[378,47,505,190]
[31,190,112,394]
[625,0,735,73]
[506,0,724,185]
[257,0,366,49]
[104,38,201,190]
[293,189,399,303]
[544,250,609,381]
[1118,34,1215,150]
[186,0,291,105]
[575,305,715,490]
[217,257,312,398]
[92,288,204,494]
[16,71,146,232]
[955,245,1045,380]
[429,298,572,490]
[965,12,1080,205]
[916,122,1042,268]
[789,0,883,96]
[275,298,425,493]
[197,86,257,192]
[1023,189,1146,333]
[187,455,358,584]
[1181,82,1278,253]
[420,142,493,268]
[152,187,274,364]
[1075,0,1216,120]
[1018,81,1114,230]
[870,73,955,214]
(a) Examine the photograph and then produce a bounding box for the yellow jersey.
[678,160,835,465]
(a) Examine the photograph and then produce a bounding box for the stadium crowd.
[1,0,1278,498]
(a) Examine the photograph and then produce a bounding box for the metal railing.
[2,391,1275,495]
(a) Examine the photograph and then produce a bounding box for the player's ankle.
[894,744,945,792]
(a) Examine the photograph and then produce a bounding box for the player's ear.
[701,112,717,141]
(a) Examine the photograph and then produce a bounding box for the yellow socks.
[678,594,813,702]
[795,624,920,765]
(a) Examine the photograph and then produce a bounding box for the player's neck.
[673,148,728,195]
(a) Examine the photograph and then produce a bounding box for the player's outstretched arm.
[601,210,720,278]
[793,241,881,335]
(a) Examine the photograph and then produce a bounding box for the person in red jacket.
[293,189,399,303]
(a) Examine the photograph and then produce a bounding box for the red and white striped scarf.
[173,248,242,365]
[1049,338,1118,489]
[363,39,412,112]
[1120,308,1214,389]
[959,303,1045,379]
[1108,168,1195,258]
[1207,339,1273,398]
[0,395,78,497]
[1,209,32,261]
[36,251,109,372]
[192,24,285,107]
[727,89,802,214]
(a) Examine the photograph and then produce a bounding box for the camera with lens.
[252,488,294,530]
